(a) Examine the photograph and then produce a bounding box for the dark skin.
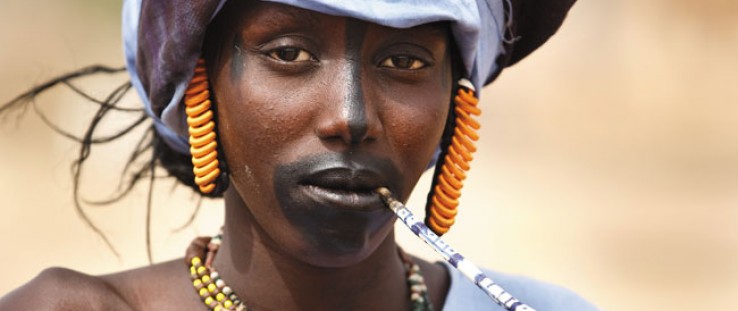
[0,1,454,310]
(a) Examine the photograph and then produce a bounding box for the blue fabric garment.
[122,0,507,155]
[441,261,600,310]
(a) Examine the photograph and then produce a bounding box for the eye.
[380,55,427,70]
[268,47,314,62]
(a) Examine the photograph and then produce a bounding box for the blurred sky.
[0,0,737,310]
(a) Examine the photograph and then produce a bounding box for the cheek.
[375,61,453,168]
[382,87,450,174]
[213,65,334,207]
[215,78,313,163]
[211,82,277,200]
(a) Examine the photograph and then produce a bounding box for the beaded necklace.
[186,232,433,311]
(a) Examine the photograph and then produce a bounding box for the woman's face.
[209,1,453,266]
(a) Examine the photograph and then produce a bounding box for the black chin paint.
[273,153,404,255]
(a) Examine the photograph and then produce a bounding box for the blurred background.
[1,0,737,309]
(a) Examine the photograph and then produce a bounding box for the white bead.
[458,78,475,92]
[411,292,421,301]
[411,284,425,293]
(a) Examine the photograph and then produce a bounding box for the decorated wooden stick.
[376,187,536,311]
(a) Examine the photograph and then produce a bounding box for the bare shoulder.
[0,267,133,311]
[0,259,200,311]
[100,258,202,310]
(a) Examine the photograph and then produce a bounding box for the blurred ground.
[1,0,737,310]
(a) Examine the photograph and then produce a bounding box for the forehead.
[222,0,449,40]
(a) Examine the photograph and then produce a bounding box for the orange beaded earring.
[426,79,480,236]
[184,59,222,194]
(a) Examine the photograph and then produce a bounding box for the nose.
[314,64,382,147]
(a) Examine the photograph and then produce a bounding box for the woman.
[0,0,597,310]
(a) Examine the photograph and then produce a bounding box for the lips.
[299,167,387,211]
[273,153,404,215]
[272,154,404,252]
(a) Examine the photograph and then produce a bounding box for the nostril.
[315,118,352,143]
[316,112,378,145]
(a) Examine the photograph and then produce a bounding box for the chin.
[287,209,396,268]
[269,153,404,267]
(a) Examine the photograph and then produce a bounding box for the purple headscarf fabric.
[123,0,508,154]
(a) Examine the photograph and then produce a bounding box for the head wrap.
[123,0,575,154]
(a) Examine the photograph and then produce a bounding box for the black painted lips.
[299,167,388,211]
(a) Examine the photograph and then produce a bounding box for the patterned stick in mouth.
[375,187,536,311]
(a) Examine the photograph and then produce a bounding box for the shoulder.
[0,267,133,311]
[441,262,600,311]
[100,259,202,310]
[0,259,199,311]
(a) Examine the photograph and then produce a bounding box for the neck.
[213,189,410,311]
